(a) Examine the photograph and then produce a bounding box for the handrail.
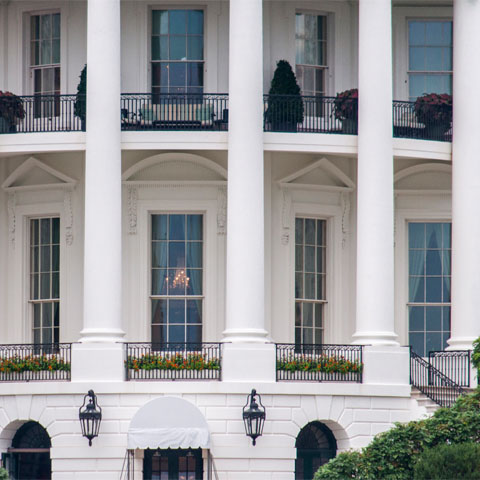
[428,350,471,387]
[410,348,466,407]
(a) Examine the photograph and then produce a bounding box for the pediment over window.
[122,153,227,184]
[1,157,76,192]
[278,157,355,192]
[395,164,451,192]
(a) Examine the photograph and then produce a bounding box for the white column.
[0,1,7,89]
[80,0,124,342]
[223,0,267,342]
[353,0,398,346]
[449,0,480,350]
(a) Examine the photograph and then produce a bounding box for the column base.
[446,336,477,351]
[363,345,410,385]
[79,327,125,343]
[221,343,276,382]
[71,342,125,382]
[222,327,269,343]
[352,331,399,346]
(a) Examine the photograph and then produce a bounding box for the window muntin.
[408,222,451,356]
[151,10,204,95]
[295,218,326,345]
[30,13,60,117]
[408,20,452,101]
[151,214,203,344]
[295,13,327,98]
[30,217,60,345]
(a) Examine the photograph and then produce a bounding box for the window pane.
[187,325,202,343]
[170,35,186,60]
[186,300,202,324]
[169,215,185,240]
[188,11,203,35]
[52,218,60,243]
[52,39,60,64]
[409,306,424,331]
[168,299,185,323]
[409,22,425,45]
[304,246,315,272]
[42,303,52,327]
[295,218,304,244]
[170,10,187,35]
[426,332,442,354]
[409,47,424,71]
[52,13,60,38]
[187,215,203,240]
[426,277,442,302]
[295,245,303,271]
[152,242,168,268]
[168,242,185,268]
[425,47,443,71]
[303,303,313,327]
[52,272,59,298]
[186,242,202,268]
[152,216,168,240]
[152,299,167,324]
[186,269,202,296]
[305,219,315,244]
[409,277,424,303]
[409,223,425,248]
[410,332,425,356]
[152,269,168,295]
[304,273,315,299]
[169,325,185,343]
[425,249,442,275]
[41,219,51,245]
[187,37,203,60]
[426,306,441,331]
[425,22,443,45]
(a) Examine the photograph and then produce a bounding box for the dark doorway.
[143,448,203,480]
[5,421,51,480]
[295,422,337,480]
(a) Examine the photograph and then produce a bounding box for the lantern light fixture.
[242,389,266,446]
[79,390,102,446]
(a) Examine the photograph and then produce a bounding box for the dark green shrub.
[0,467,8,480]
[314,388,480,480]
[265,60,304,131]
[472,337,480,371]
[413,443,480,480]
[74,65,87,127]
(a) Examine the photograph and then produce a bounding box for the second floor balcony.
[0,93,452,143]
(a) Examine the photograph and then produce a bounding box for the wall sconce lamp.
[242,389,266,446]
[79,390,102,446]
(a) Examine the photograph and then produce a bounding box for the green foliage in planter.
[265,60,304,130]
[314,388,480,480]
[0,91,25,124]
[414,93,452,126]
[127,353,220,371]
[277,356,362,375]
[74,65,87,122]
[413,443,480,480]
[0,467,8,480]
[334,88,358,121]
[0,355,70,373]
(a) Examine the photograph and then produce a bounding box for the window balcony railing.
[0,93,451,142]
[276,343,363,383]
[125,342,221,381]
[120,93,229,131]
[0,343,71,381]
[428,350,471,387]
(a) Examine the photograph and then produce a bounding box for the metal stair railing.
[410,348,466,407]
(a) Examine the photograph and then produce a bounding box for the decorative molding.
[340,192,350,249]
[281,188,292,245]
[7,192,16,249]
[217,186,227,235]
[63,189,74,246]
[122,180,227,189]
[127,186,138,235]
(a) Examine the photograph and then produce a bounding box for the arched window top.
[296,421,337,451]
[12,421,51,449]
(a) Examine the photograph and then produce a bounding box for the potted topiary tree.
[74,65,87,131]
[333,88,358,134]
[0,91,25,133]
[265,60,304,132]
[414,92,452,140]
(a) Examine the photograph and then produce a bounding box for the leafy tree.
[74,65,87,128]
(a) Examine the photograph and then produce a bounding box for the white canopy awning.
[127,396,210,450]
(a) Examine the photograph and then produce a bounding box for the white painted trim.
[394,163,452,183]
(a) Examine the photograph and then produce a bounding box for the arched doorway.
[4,421,51,480]
[295,421,337,480]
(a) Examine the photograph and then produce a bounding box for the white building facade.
[0,0,476,478]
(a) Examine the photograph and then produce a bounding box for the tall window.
[30,218,60,345]
[151,214,203,344]
[30,13,61,116]
[408,222,451,356]
[295,218,326,345]
[295,13,327,97]
[151,10,204,96]
[408,20,452,101]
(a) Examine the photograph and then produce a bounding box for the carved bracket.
[127,186,138,235]
[7,192,16,249]
[281,188,292,245]
[63,189,74,246]
[217,186,227,235]
[341,192,350,249]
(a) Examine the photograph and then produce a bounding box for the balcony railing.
[0,343,71,381]
[125,342,221,381]
[428,350,471,387]
[276,344,363,382]
[120,93,229,131]
[1,93,451,142]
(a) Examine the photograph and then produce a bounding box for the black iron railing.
[393,100,452,142]
[410,348,465,407]
[276,344,363,382]
[120,93,229,131]
[0,343,71,381]
[0,95,84,134]
[429,350,471,387]
[263,95,358,134]
[125,342,221,381]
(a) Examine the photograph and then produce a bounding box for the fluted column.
[223,0,267,342]
[449,0,480,350]
[81,0,124,342]
[353,0,398,346]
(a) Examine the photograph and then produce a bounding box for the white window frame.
[289,202,343,345]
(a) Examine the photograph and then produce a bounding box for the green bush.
[472,337,480,371]
[314,388,480,480]
[74,65,87,125]
[413,443,480,480]
[0,467,9,480]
